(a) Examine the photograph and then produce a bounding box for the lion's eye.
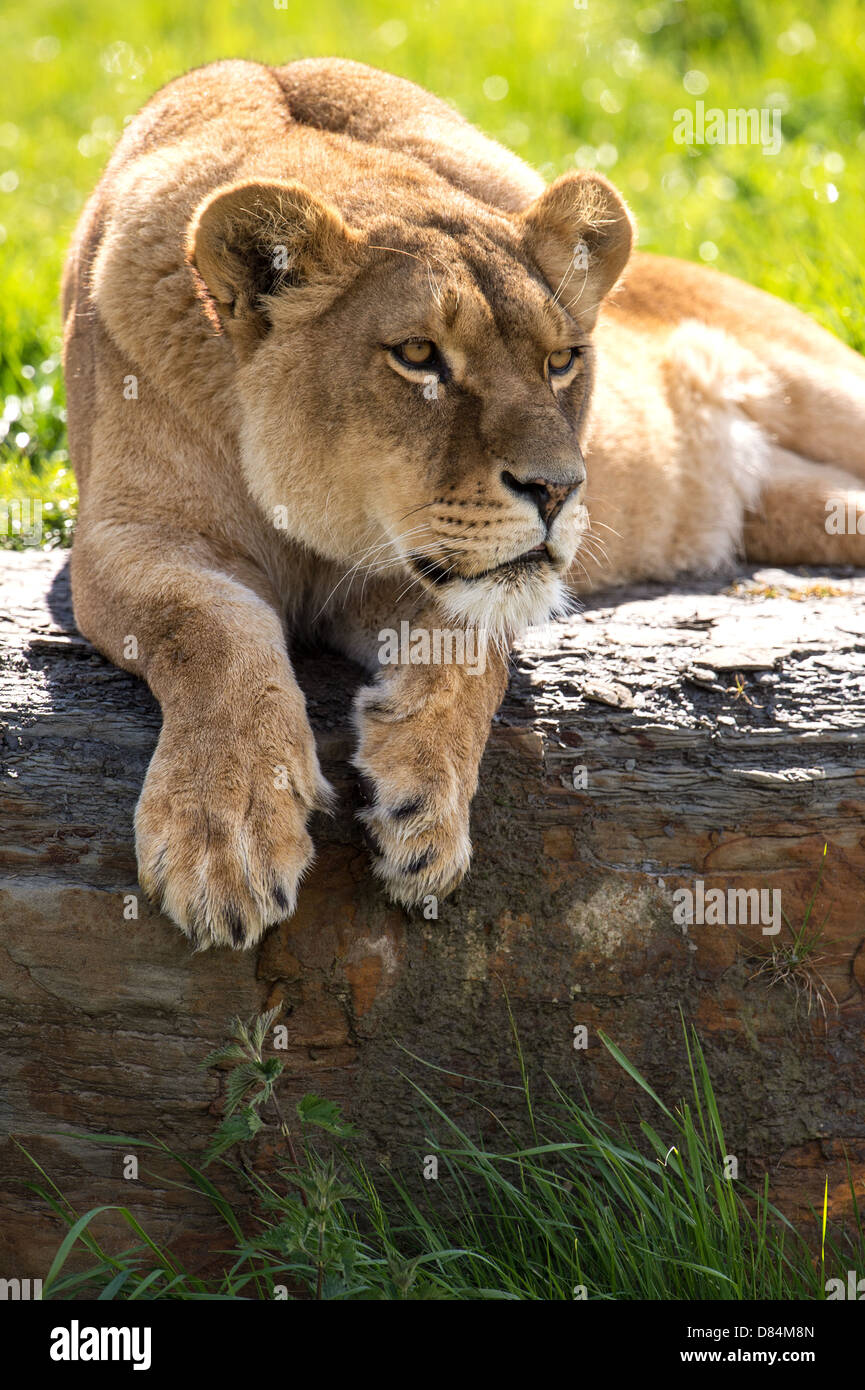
[547,347,580,376]
[394,339,436,367]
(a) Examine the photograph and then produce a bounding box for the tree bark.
[2,550,864,1276]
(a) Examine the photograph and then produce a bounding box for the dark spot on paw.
[150,847,167,892]
[361,820,385,855]
[404,848,434,875]
[226,908,246,948]
[272,881,290,913]
[356,773,377,808]
[185,910,205,951]
[390,795,425,822]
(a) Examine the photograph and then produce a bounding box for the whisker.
[339,523,432,562]
[318,523,441,614]
[393,553,461,607]
[588,518,624,541]
[358,541,446,602]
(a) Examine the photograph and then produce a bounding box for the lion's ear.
[188,179,357,342]
[518,171,634,329]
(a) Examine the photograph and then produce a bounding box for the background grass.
[2,0,864,543]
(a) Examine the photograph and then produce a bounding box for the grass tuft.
[20,1013,865,1301]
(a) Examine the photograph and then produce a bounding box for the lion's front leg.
[71,522,332,950]
[351,619,509,908]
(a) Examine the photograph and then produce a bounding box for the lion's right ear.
[188,179,358,344]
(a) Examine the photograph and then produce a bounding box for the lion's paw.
[135,714,332,950]
[352,687,473,910]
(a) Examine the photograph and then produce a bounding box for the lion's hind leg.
[739,344,865,486]
[743,446,865,566]
[666,311,865,566]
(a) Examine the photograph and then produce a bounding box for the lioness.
[63,58,865,949]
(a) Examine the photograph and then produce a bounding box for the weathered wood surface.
[2,549,865,1276]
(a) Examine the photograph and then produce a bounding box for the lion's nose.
[501,468,585,525]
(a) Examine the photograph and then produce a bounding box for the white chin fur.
[438,568,572,641]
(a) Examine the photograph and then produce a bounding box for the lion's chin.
[436,565,573,642]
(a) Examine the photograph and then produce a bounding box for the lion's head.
[189,169,633,636]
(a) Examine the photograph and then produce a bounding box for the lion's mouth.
[488,544,551,577]
[410,544,553,587]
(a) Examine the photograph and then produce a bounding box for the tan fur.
[63,58,865,948]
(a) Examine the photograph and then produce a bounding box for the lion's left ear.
[188,179,359,346]
[517,171,634,329]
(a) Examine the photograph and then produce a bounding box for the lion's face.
[191,172,633,634]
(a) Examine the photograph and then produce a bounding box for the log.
[2,550,865,1277]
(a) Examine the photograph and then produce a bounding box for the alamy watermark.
[673,879,781,935]
[0,1276,42,1299]
[49,1321,151,1370]
[2,497,42,546]
[673,101,782,156]
[378,621,488,675]
[825,497,865,534]
[825,1270,865,1299]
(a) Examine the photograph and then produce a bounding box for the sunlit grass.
[2,0,864,541]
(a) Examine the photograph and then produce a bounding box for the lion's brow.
[541,294,580,337]
[365,241,462,320]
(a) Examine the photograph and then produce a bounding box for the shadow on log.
[2,550,865,1275]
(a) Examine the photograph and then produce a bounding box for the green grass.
[20,1013,865,1300]
[1,0,863,544]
